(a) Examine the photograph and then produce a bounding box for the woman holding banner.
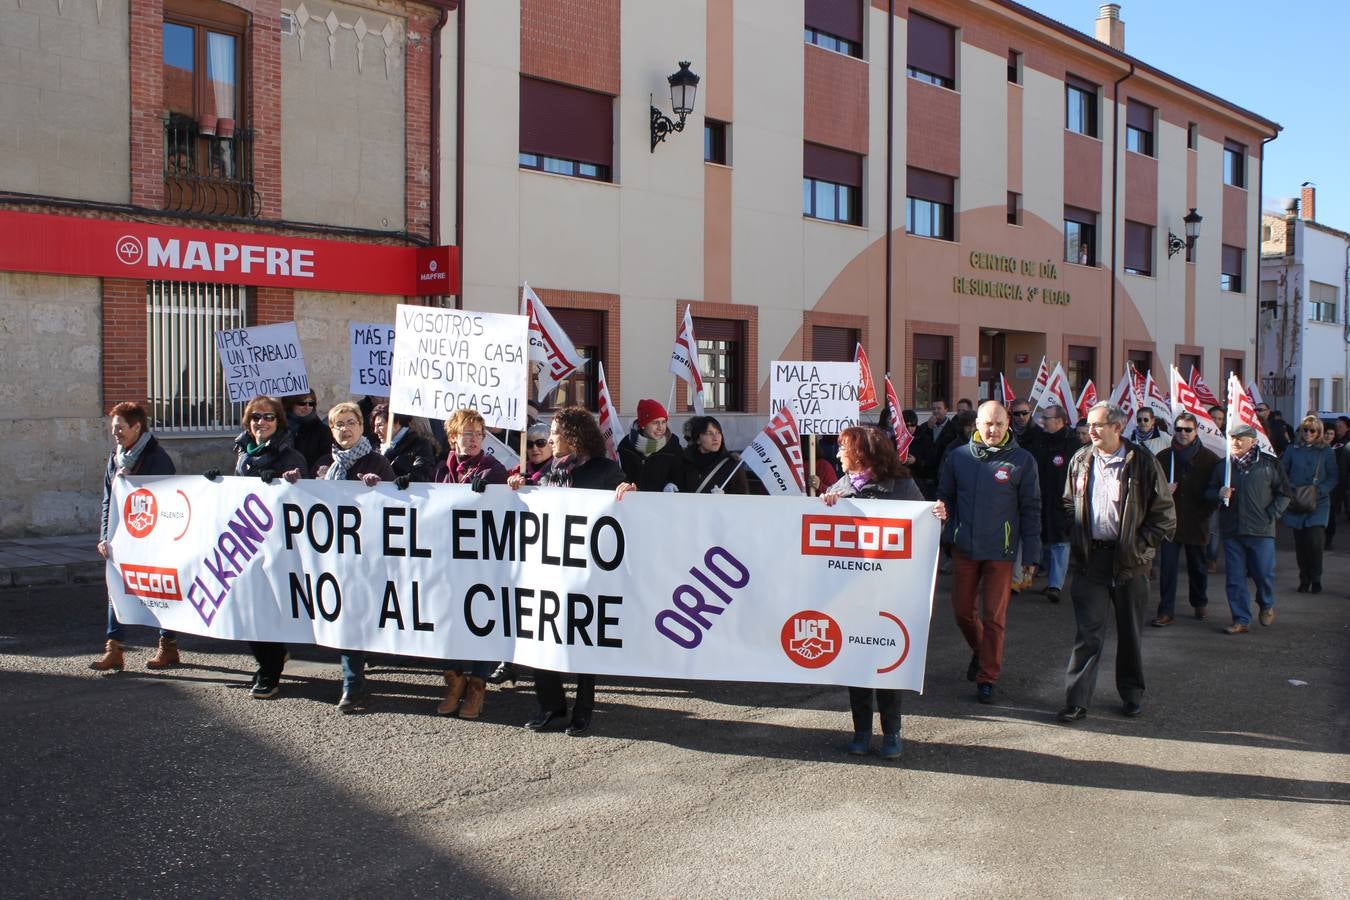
[821,425,923,760]
[515,406,626,736]
[680,416,748,494]
[618,399,683,493]
[1281,416,1339,594]
[282,391,329,469]
[372,403,437,484]
[506,422,555,488]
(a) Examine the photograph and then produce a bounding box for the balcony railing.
[163,113,261,218]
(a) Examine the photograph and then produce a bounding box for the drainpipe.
[884,0,894,374]
[426,1,458,305]
[454,0,466,309]
[1107,62,1134,379]
[1255,133,1276,397]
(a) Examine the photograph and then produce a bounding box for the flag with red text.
[596,362,621,461]
[1000,372,1016,405]
[742,407,806,495]
[1037,362,1076,416]
[885,376,914,461]
[1109,368,1139,422]
[669,306,705,416]
[1189,367,1220,409]
[1143,370,1173,421]
[1027,357,1050,408]
[1227,372,1274,455]
[855,343,879,412]
[1170,366,1225,455]
[1076,379,1098,421]
[522,283,587,402]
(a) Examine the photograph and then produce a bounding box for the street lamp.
[1167,208,1203,260]
[651,61,700,152]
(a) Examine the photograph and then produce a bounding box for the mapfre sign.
[0,210,458,296]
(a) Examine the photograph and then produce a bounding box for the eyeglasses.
[250,412,277,423]
[459,430,485,439]
[1174,427,1195,433]
[1302,427,1320,434]
[1012,410,1031,417]
[294,400,315,408]
[333,419,361,430]
[528,439,551,449]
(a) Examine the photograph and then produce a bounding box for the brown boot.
[145,636,181,670]
[90,639,124,672]
[436,670,468,716]
[459,677,487,720]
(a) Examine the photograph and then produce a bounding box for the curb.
[0,562,106,589]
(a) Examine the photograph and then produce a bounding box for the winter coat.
[382,430,438,483]
[234,431,307,480]
[618,432,684,492]
[936,434,1042,563]
[1062,439,1176,582]
[1155,443,1221,545]
[549,456,626,491]
[434,450,509,486]
[289,414,331,469]
[826,474,924,502]
[101,435,176,540]
[681,446,749,494]
[1280,443,1339,529]
[313,448,396,482]
[1032,426,1078,544]
[1205,450,1290,539]
[509,456,555,486]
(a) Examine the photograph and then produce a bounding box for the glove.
[663,483,679,493]
[258,469,276,484]
[395,475,411,490]
[203,468,221,480]
[470,475,487,493]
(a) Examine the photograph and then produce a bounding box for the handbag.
[1288,452,1323,515]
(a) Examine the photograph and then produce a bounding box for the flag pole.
[717,457,746,492]
[1223,371,1232,506]
[667,378,676,414]
[808,434,818,497]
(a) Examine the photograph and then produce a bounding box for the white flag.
[742,407,806,496]
[1143,370,1173,421]
[1228,373,1274,455]
[1170,366,1225,455]
[596,362,621,462]
[522,282,587,402]
[1026,356,1050,408]
[1108,368,1138,422]
[669,306,705,416]
[481,431,520,470]
[1036,362,1076,416]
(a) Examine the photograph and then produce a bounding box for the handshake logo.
[780,610,842,669]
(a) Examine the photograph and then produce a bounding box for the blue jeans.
[446,660,494,680]
[1044,543,1070,590]
[1205,512,1220,564]
[340,651,366,689]
[1157,541,1208,617]
[106,602,173,641]
[1222,536,1275,625]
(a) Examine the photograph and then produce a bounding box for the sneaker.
[251,675,280,699]
[977,682,994,704]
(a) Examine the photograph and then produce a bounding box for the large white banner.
[389,304,529,430]
[215,322,309,402]
[770,361,862,435]
[105,476,939,691]
[348,321,396,396]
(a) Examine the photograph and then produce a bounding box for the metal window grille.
[147,280,248,432]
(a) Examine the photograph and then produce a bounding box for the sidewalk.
[0,534,103,588]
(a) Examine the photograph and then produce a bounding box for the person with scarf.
[1131,408,1170,456]
[371,403,437,484]
[821,425,923,759]
[283,401,394,711]
[506,422,555,488]
[1030,405,1078,603]
[1205,423,1291,634]
[617,399,683,493]
[680,415,748,494]
[512,406,626,737]
[282,391,329,469]
[1150,412,1221,626]
[91,402,179,672]
[932,401,1041,705]
[1280,416,1339,594]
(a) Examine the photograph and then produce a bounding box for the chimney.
[1283,197,1299,259]
[1301,183,1316,222]
[1095,4,1125,51]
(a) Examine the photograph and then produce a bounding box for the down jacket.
[936,434,1042,563]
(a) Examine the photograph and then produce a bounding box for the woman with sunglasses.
[506,422,555,488]
[282,391,329,469]
[1281,416,1340,593]
[226,395,307,699]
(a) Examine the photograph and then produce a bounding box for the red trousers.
[950,550,1013,684]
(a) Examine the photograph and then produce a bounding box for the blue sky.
[1022,0,1350,227]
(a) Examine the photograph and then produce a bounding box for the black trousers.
[1292,526,1326,582]
[848,688,902,736]
[250,641,287,678]
[534,671,595,717]
[1065,548,1148,709]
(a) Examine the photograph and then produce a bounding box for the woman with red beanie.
[617,398,684,493]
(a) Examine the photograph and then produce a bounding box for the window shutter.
[1066,73,1098,94]
[1064,205,1098,226]
[1222,245,1244,275]
[811,326,857,362]
[805,0,863,44]
[693,317,743,343]
[520,77,613,167]
[1126,99,1153,131]
[913,334,950,360]
[804,142,863,188]
[906,167,954,205]
[1124,221,1152,272]
[907,13,956,82]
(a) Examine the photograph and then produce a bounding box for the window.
[148,280,249,432]
[1064,206,1098,266]
[520,77,613,183]
[704,119,728,164]
[812,325,859,362]
[1067,345,1096,398]
[695,317,746,412]
[1223,139,1246,188]
[1311,281,1339,323]
[804,142,863,226]
[536,308,605,410]
[907,13,956,89]
[804,0,863,58]
[1007,49,1022,84]
[1333,378,1344,410]
[1310,380,1322,414]
[1222,356,1244,386]
[1262,223,1273,243]
[1128,349,1152,378]
[1124,221,1153,276]
[912,334,950,410]
[907,167,954,241]
[1065,74,1099,137]
[1179,353,1202,381]
[1187,122,1198,150]
[1007,191,1021,226]
[1221,245,1244,292]
[1125,99,1155,157]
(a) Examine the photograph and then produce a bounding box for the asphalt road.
[1,546,1346,898]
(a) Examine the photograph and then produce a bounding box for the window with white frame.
[147,280,249,431]
[1310,281,1339,323]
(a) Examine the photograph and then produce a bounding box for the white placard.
[348,322,396,396]
[214,322,309,403]
[769,360,861,435]
[481,431,520,470]
[389,304,529,430]
[960,355,978,377]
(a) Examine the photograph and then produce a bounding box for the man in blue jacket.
[934,401,1041,704]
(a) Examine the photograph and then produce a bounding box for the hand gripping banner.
[106,477,940,691]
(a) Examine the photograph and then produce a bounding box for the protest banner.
[482,432,520,470]
[770,360,862,435]
[389,304,529,430]
[215,321,309,403]
[105,475,939,691]
[522,283,587,402]
[348,322,396,396]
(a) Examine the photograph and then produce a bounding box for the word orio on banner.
[106,476,941,691]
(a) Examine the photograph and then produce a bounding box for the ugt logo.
[780,610,842,669]
[122,488,158,539]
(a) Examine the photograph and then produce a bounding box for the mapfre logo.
[781,610,842,668]
[800,515,911,559]
[120,564,183,602]
[115,234,143,265]
[122,488,158,538]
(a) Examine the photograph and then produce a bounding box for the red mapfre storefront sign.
[0,210,459,296]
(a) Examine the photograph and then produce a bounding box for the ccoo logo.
[122,488,158,538]
[115,235,144,265]
[781,610,842,668]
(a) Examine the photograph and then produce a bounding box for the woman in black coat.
[821,425,922,761]
[371,403,437,484]
[617,399,683,492]
[680,415,749,494]
[282,391,330,470]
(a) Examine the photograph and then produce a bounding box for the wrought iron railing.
[163,112,261,218]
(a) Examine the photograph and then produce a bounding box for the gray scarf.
[326,436,373,481]
[115,431,152,474]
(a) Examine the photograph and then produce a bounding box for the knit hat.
[1228,423,1258,439]
[636,399,669,429]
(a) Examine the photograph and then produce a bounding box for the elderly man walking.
[934,401,1041,704]
[1151,412,1221,625]
[1058,402,1175,723]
